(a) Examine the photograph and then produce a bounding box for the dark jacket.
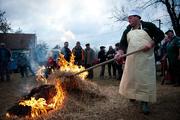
[61,47,71,62]
[106,49,116,60]
[167,36,180,62]
[120,21,165,52]
[98,50,106,63]
[0,47,11,63]
[72,46,84,61]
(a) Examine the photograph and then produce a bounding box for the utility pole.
[158,19,162,29]
[151,19,163,63]
[151,19,162,29]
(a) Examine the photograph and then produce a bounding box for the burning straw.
[4,54,106,119]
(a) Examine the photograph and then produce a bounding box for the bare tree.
[0,10,11,33]
[141,0,180,36]
[112,0,180,36]
[112,6,128,22]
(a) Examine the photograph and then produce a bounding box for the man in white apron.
[115,9,164,114]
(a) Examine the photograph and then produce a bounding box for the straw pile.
[3,70,107,119]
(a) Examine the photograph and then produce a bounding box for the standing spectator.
[106,46,116,79]
[160,36,170,79]
[0,43,11,81]
[17,53,28,78]
[165,30,180,87]
[61,42,71,62]
[114,43,123,80]
[84,43,95,79]
[72,41,84,65]
[115,9,164,114]
[98,46,106,79]
[45,56,57,78]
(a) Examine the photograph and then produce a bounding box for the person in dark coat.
[17,53,28,78]
[114,43,123,80]
[159,36,170,81]
[84,43,95,79]
[61,42,71,62]
[98,46,106,79]
[0,43,11,81]
[72,41,84,65]
[106,46,116,79]
[165,30,180,87]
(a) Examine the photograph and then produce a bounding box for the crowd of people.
[1,31,177,84]
[47,41,124,80]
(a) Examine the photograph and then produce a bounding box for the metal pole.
[158,19,161,29]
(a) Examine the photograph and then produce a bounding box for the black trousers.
[0,62,10,81]
[19,66,28,78]
[108,62,116,77]
[85,64,93,79]
[169,60,180,84]
[115,63,123,80]
[100,65,105,77]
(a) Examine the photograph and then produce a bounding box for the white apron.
[119,28,156,103]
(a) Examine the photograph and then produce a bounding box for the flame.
[19,80,65,118]
[8,53,87,118]
[19,97,48,117]
[58,54,88,80]
[48,80,65,109]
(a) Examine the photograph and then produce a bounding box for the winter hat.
[100,46,105,49]
[128,9,141,19]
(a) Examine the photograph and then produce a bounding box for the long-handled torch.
[74,48,144,76]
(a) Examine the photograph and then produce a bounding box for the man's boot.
[140,101,150,115]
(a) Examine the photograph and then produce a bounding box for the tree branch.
[141,0,161,9]
[171,0,178,22]
[159,0,166,4]
[111,6,128,22]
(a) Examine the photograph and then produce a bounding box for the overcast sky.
[0,0,170,49]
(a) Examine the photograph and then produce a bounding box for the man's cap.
[128,9,141,19]
[85,43,90,46]
[165,30,174,34]
[100,46,105,49]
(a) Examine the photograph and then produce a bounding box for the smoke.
[26,40,49,75]
[61,30,75,42]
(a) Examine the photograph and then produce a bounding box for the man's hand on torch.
[143,40,155,52]
[115,50,124,64]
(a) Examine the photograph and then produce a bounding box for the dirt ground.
[0,67,180,120]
